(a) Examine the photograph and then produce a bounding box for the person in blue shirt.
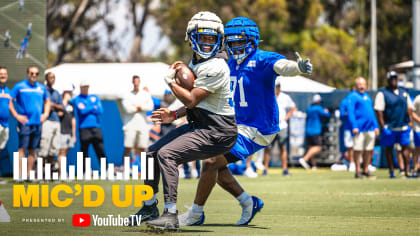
[347,77,379,178]
[72,79,105,164]
[299,94,330,169]
[10,65,50,179]
[39,72,63,170]
[339,91,355,172]
[0,66,13,184]
[374,71,413,178]
[178,16,312,226]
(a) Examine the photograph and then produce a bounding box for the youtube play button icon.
[72,214,91,227]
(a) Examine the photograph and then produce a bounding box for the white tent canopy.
[45,62,170,100]
[275,75,335,93]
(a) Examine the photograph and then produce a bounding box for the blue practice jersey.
[305,104,330,136]
[347,91,379,132]
[0,85,11,128]
[228,49,286,135]
[72,94,103,129]
[339,93,353,131]
[11,79,49,125]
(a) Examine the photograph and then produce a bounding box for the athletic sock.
[144,194,157,206]
[236,192,252,207]
[191,203,204,215]
[164,202,177,214]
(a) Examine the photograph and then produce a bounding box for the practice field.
[0,169,420,235]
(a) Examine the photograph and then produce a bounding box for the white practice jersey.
[188,57,234,116]
[121,90,154,131]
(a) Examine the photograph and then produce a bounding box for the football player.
[178,17,312,226]
[128,11,237,230]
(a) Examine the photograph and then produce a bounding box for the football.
[174,63,195,90]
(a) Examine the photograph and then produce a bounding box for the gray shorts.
[0,125,9,149]
[60,134,74,149]
[39,120,61,157]
[269,129,288,148]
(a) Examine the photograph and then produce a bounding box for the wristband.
[172,110,177,120]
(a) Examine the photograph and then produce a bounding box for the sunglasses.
[30,72,39,76]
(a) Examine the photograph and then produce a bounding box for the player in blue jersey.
[178,17,312,226]
[10,66,50,179]
[339,90,356,171]
[0,66,12,184]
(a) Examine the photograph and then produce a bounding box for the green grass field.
[0,168,420,235]
[0,0,46,85]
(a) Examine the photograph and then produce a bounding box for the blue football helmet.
[185,11,224,59]
[225,17,260,62]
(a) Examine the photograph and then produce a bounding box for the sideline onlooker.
[120,75,154,171]
[347,77,379,179]
[58,84,76,175]
[72,79,105,166]
[0,66,12,184]
[39,72,63,169]
[263,82,296,176]
[299,94,330,169]
[374,71,413,178]
[10,65,50,178]
[339,89,355,172]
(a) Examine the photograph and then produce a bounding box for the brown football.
[175,63,195,90]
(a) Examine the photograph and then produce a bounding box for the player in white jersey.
[128,11,237,231]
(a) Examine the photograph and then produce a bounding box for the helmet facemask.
[226,34,255,63]
[189,28,223,59]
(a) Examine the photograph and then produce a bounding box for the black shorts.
[306,135,322,147]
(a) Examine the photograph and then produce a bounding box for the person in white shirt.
[263,82,296,176]
[120,75,154,169]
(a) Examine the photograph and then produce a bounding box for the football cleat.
[178,207,205,226]
[146,209,179,231]
[128,200,159,226]
[236,196,264,226]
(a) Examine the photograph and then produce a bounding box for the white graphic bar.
[69,165,75,180]
[77,152,83,180]
[132,165,138,180]
[116,172,122,180]
[124,156,130,180]
[148,157,154,180]
[108,163,114,180]
[29,170,35,180]
[85,158,91,180]
[60,157,67,180]
[100,158,106,180]
[141,152,146,180]
[13,152,19,180]
[93,170,99,180]
[52,172,59,180]
[21,158,27,180]
[37,158,43,180]
[45,163,51,180]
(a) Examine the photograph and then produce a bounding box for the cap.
[387,71,398,80]
[164,89,172,95]
[312,94,322,103]
[80,79,90,87]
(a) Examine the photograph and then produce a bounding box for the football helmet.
[185,11,224,59]
[225,17,260,62]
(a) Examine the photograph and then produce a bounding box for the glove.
[164,68,176,84]
[296,52,312,74]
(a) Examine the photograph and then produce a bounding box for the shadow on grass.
[122,228,214,233]
[203,223,269,230]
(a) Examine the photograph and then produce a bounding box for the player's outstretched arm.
[273,52,312,76]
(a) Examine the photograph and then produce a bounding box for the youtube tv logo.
[73,214,91,227]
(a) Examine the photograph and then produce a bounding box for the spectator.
[120,75,153,171]
[39,72,63,170]
[347,77,379,179]
[410,94,420,177]
[57,84,76,176]
[4,30,10,48]
[10,65,50,179]
[374,71,413,178]
[263,82,296,176]
[0,66,12,184]
[72,79,105,167]
[339,90,355,172]
[299,94,330,169]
